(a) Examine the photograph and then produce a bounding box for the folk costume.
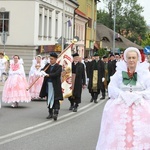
[96,47,150,149]
[2,56,31,107]
[0,52,7,82]
[88,53,105,103]
[108,53,120,77]
[40,52,63,121]
[107,54,115,84]
[68,53,86,112]
[28,55,44,100]
[84,57,90,79]
[103,55,109,90]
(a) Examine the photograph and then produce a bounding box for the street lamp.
[112,0,116,54]
[0,7,6,53]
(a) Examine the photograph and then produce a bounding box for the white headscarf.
[123,47,142,62]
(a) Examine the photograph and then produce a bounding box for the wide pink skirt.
[2,74,31,103]
[96,99,150,150]
[28,75,43,99]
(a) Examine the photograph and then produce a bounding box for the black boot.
[94,99,98,103]
[53,109,59,121]
[100,96,105,100]
[90,97,93,102]
[69,105,74,110]
[69,102,74,110]
[46,108,53,119]
[73,103,78,112]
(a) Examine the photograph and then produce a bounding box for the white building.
[74,9,88,58]
[0,0,78,73]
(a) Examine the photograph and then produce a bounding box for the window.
[55,12,58,38]
[38,13,42,36]
[88,18,92,28]
[44,9,48,37]
[48,10,52,37]
[0,12,9,33]
[44,15,47,37]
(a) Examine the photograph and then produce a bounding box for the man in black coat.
[108,53,120,78]
[40,52,63,121]
[68,53,86,112]
[84,56,90,79]
[88,53,105,103]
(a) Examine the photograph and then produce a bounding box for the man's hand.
[40,71,48,77]
[102,77,105,82]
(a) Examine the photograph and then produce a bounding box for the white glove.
[40,71,48,77]
[119,91,143,107]
[102,77,105,82]
[30,73,34,76]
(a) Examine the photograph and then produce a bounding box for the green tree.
[141,34,150,47]
[97,0,148,45]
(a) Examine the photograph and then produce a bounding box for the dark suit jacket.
[88,60,105,94]
[40,63,63,101]
[72,62,86,103]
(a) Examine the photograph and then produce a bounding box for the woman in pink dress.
[2,55,31,107]
[96,47,150,149]
[28,55,44,100]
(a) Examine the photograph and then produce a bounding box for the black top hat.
[50,52,58,58]
[72,53,79,57]
[115,52,120,56]
[93,52,99,56]
[109,53,114,57]
[103,55,108,59]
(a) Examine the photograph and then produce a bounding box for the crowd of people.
[1,46,150,148]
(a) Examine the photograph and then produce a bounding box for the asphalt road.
[0,88,107,150]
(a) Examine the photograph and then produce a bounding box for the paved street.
[0,85,107,150]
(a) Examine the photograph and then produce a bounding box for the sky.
[97,0,150,25]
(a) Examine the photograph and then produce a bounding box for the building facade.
[0,0,78,73]
[73,9,88,58]
[77,0,99,56]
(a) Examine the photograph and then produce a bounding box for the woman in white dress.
[28,55,45,100]
[0,52,8,82]
[2,55,31,107]
[96,47,150,149]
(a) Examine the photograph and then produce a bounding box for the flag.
[144,46,150,55]
[67,20,72,27]
[57,43,73,98]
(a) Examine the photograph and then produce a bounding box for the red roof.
[75,9,89,20]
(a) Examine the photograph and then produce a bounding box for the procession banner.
[57,43,73,98]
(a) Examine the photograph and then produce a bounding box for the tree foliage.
[97,0,148,45]
[141,34,150,47]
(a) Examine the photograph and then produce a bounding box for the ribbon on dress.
[122,71,137,85]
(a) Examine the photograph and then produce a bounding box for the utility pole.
[112,0,116,54]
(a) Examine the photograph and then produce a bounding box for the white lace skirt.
[96,99,150,150]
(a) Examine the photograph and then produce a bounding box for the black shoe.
[46,114,53,119]
[94,99,98,103]
[69,105,74,110]
[90,98,93,102]
[73,107,78,112]
[53,114,58,121]
[100,97,105,100]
